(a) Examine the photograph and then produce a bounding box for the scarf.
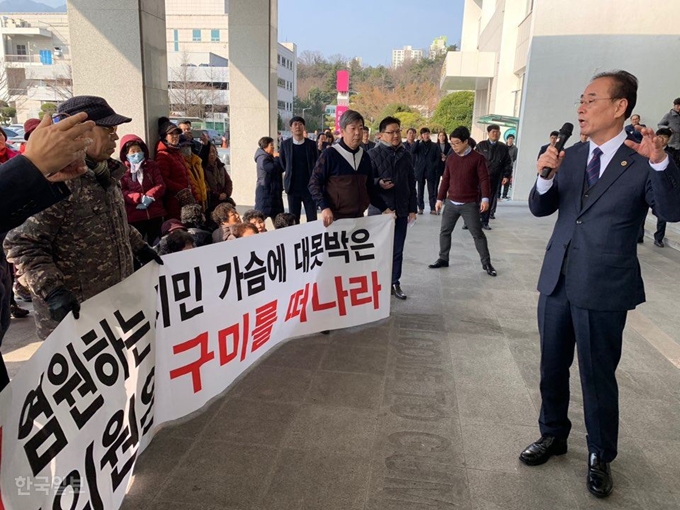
[130,162,144,184]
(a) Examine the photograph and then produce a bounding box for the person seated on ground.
[154,218,187,255]
[229,222,259,239]
[202,143,234,213]
[179,135,208,211]
[165,229,195,253]
[242,209,267,233]
[180,204,212,247]
[274,212,297,229]
[120,134,166,243]
[211,202,241,242]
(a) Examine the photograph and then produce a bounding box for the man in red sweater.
[428,126,497,276]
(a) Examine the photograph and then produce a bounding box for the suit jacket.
[412,140,441,179]
[279,137,319,194]
[476,141,513,178]
[529,142,680,311]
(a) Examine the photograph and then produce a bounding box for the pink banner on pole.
[336,70,349,92]
[335,105,349,133]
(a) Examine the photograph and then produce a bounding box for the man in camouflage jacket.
[4,96,161,339]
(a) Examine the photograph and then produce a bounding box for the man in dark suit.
[412,127,442,215]
[537,130,559,159]
[475,124,513,228]
[279,116,319,223]
[520,70,680,499]
[1,112,95,391]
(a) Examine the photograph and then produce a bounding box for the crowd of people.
[1,70,680,502]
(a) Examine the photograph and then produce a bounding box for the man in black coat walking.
[368,116,417,300]
[412,127,442,215]
[475,124,513,229]
[279,116,319,223]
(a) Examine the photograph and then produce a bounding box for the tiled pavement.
[5,203,680,510]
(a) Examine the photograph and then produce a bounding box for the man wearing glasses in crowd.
[367,116,417,300]
[5,96,162,341]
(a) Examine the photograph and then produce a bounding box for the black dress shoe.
[654,240,665,247]
[483,263,497,277]
[391,284,407,300]
[418,209,424,215]
[490,213,496,220]
[462,224,468,230]
[587,453,613,498]
[519,435,568,466]
[428,259,449,269]
[482,224,492,230]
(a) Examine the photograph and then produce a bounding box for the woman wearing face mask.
[156,117,194,220]
[120,135,166,242]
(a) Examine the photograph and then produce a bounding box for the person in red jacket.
[0,127,19,163]
[120,134,167,242]
[156,117,194,219]
[428,126,497,277]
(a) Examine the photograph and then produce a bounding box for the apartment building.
[391,45,423,69]
[0,13,71,121]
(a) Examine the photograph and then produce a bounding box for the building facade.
[441,0,680,200]
[0,2,297,130]
[429,36,448,59]
[392,45,423,68]
[0,13,71,121]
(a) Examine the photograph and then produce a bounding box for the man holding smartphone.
[367,116,417,300]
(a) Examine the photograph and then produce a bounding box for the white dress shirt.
[536,129,669,194]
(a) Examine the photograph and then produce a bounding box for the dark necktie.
[586,147,603,188]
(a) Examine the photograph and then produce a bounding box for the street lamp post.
[302,107,311,121]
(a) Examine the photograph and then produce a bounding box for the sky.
[278,0,465,67]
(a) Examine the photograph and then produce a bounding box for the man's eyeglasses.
[574,97,615,108]
[51,113,70,123]
[383,129,402,136]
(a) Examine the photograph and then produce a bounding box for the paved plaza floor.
[5,203,680,510]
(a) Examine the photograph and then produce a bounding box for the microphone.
[539,122,574,178]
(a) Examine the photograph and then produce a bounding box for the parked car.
[2,127,24,148]
[217,148,230,175]
[204,129,222,145]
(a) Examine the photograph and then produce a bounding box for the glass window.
[173,29,179,52]
[192,29,201,42]
[211,29,219,42]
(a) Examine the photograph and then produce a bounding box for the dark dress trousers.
[279,137,319,222]
[528,141,680,462]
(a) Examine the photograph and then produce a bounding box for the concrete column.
[66,0,168,150]
[228,0,278,207]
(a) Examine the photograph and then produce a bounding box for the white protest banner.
[0,263,159,510]
[154,214,394,423]
[0,214,394,509]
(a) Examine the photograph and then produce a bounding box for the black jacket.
[368,142,417,218]
[279,137,318,194]
[412,140,441,179]
[1,156,71,348]
[254,148,284,218]
[476,140,513,178]
[437,141,453,177]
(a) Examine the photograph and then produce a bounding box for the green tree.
[394,111,424,131]
[0,106,16,124]
[39,102,58,119]
[431,91,474,132]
